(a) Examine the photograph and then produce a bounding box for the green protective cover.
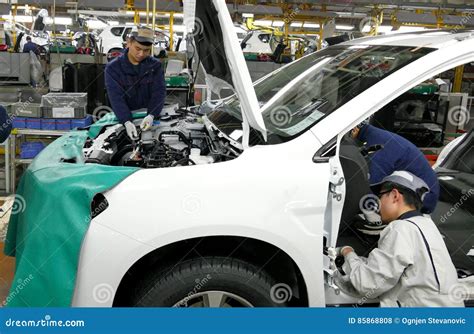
[165,75,189,88]
[3,130,138,306]
[409,83,438,95]
[88,110,147,138]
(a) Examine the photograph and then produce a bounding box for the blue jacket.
[0,105,11,143]
[359,124,440,213]
[105,49,166,124]
[23,41,40,54]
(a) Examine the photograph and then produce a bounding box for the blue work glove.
[124,121,138,140]
[140,114,154,131]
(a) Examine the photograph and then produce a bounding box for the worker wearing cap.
[337,171,463,307]
[352,123,439,214]
[105,26,166,140]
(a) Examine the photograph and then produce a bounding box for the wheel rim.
[173,290,254,308]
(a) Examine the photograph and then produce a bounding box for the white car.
[11,1,474,307]
[96,25,181,58]
[240,30,274,54]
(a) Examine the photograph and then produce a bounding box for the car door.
[432,130,474,276]
[309,36,474,304]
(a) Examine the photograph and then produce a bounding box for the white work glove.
[335,246,354,257]
[140,114,154,131]
[124,121,138,140]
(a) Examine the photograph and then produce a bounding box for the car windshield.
[206,44,434,145]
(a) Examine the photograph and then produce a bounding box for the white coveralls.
[342,213,464,307]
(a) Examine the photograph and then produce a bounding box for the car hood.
[191,0,267,145]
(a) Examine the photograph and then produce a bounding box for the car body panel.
[73,130,330,306]
[194,0,267,145]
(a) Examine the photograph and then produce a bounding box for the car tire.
[131,256,289,307]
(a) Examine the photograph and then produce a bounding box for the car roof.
[343,29,474,49]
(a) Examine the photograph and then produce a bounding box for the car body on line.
[15,0,474,307]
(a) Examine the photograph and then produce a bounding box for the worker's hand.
[336,246,354,257]
[124,121,138,141]
[140,115,154,132]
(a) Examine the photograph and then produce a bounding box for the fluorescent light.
[362,25,371,33]
[336,25,354,30]
[86,20,107,29]
[45,17,73,25]
[377,25,394,33]
[254,20,272,27]
[1,15,33,23]
[170,25,185,33]
[272,20,284,27]
[290,22,303,28]
[398,26,427,33]
[362,25,395,34]
[303,23,320,29]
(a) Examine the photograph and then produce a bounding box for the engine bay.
[83,111,242,168]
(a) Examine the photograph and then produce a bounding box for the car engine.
[83,111,242,168]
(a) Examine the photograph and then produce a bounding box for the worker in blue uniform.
[0,105,12,143]
[352,123,439,214]
[22,36,40,55]
[105,26,166,140]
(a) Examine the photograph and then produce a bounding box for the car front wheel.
[131,257,289,307]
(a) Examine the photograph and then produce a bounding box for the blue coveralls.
[359,124,440,213]
[105,49,166,124]
[23,41,40,55]
[0,105,12,143]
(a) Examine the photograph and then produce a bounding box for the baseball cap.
[129,26,154,45]
[370,171,430,201]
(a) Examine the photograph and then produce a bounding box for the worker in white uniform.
[338,171,464,307]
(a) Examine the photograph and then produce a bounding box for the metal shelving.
[7,129,68,193]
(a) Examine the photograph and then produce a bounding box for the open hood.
[191,0,267,145]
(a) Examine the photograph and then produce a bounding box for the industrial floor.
[0,197,15,305]
[0,242,14,305]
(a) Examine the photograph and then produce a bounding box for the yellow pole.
[169,12,174,51]
[453,65,464,93]
[134,10,139,25]
[146,0,149,26]
[152,0,156,33]
[12,5,16,47]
